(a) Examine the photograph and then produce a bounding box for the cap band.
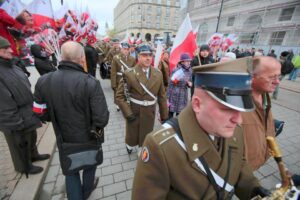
[194,73,252,90]
[201,86,252,96]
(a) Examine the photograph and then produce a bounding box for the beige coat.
[241,93,275,170]
[132,104,260,200]
[116,64,168,146]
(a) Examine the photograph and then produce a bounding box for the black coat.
[34,61,109,143]
[85,45,98,77]
[0,58,41,132]
[31,44,56,75]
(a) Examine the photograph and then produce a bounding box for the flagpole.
[215,0,224,32]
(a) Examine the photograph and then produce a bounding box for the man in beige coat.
[132,57,270,199]
[111,42,136,110]
[241,56,279,170]
[116,44,168,154]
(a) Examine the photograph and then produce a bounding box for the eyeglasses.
[267,74,282,81]
[255,74,282,81]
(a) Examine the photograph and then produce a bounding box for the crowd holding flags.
[0,0,239,69]
[0,0,100,61]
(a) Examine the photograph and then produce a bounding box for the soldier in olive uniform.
[158,51,170,89]
[111,42,136,110]
[104,38,120,64]
[115,44,168,154]
[132,57,271,199]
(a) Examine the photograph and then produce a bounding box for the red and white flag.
[27,0,55,28]
[169,14,197,73]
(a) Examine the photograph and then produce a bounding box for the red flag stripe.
[33,102,47,114]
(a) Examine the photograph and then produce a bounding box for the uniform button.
[192,143,198,152]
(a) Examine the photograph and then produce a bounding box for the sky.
[20,0,120,35]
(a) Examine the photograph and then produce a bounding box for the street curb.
[9,124,56,200]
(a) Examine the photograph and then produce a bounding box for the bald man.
[34,41,109,200]
[241,56,280,170]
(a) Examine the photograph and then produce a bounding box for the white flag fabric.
[169,14,197,72]
[154,42,163,69]
[1,0,24,18]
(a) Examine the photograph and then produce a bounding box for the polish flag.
[27,0,55,28]
[154,42,163,68]
[169,14,197,73]
[33,101,47,115]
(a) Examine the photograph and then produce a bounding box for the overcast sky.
[21,0,120,35]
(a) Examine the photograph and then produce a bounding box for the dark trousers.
[169,112,179,119]
[3,130,38,172]
[65,166,97,200]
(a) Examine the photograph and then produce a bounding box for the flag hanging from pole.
[26,0,55,28]
[169,14,197,73]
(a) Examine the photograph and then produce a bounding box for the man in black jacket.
[0,36,50,176]
[30,44,56,76]
[34,41,109,200]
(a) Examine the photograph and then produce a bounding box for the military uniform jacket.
[115,64,168,146]
[110,54,136,90]
[104,48,120,64]
[158,60,170,88]
[132,104,260,200]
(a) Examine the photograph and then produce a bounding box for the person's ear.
[81,55,88,72]
[192,95,201,114]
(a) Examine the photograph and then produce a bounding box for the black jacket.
[191,55,215,67]
[85,45,98,77]
[0,58,41,132]
[34,61,109,143]
[31,44,56,75]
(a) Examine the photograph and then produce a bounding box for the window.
[239,33,255,44]
[156,23,160,29]
[166,8,170,16]
[227,16,235,26]
[198,23,208,44]
[279,7,295,21]
[157,7,161,14]
[269,31,286,45]
[167,0,171,6]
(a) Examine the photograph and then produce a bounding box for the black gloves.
[127,114,136,122]
[251,186,271,198]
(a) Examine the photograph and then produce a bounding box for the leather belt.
[130,97,156,106]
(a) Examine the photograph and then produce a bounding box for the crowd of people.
[0,5,300,200]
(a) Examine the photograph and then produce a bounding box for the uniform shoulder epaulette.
[151,126,176,146]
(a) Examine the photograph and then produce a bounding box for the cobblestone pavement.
[38,73,300,200]
[1,67,299,200]
[0,124,50,200]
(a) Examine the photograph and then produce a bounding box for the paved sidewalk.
[38,74,300,200]
[1,68,299,200]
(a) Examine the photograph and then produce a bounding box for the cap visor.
[206,91,255,112]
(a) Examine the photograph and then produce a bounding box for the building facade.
[114,0,181,43]
[185,0,300,54]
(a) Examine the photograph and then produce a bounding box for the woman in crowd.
[167,53,192,118]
